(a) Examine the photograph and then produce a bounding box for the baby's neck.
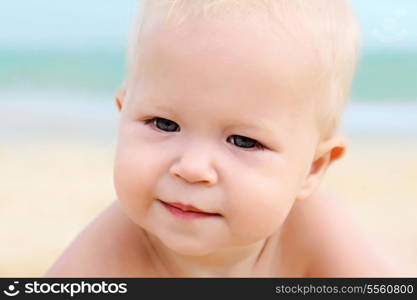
[143,230,280,277]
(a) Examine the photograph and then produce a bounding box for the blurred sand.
[323,139,417,276]
[0,141,116,276]
[0,96,416,276]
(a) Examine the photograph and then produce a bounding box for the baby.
[46,0,397,277]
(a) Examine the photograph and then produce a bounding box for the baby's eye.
[144,118,265,150]
[227,135,265,150]
[145,117,180,132]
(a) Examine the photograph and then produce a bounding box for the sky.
[0,0,416,51]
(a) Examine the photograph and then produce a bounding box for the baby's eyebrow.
[230,119,277,134]
[152,103,176,113]
[134,99,176,115]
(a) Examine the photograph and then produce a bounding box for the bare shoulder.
[285,189,400,277]
[45,201,154,277]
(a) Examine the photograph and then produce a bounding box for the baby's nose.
[169,145,218,186]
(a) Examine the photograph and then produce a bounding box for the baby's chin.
[155,230,227,257]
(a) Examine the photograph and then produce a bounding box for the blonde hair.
[126,0,361,139]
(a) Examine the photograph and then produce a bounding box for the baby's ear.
[115,87,126,112]
[297,136,346,200]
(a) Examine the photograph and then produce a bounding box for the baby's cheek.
[227,176,296,243]
[113,143,159,222]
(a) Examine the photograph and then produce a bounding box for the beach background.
[1,0,416,276]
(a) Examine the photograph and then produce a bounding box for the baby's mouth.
[158,199,221,217]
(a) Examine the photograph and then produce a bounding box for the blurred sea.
[0,48,125,94]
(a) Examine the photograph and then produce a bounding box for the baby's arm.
[291,190,401,277]
[45,201,151,277]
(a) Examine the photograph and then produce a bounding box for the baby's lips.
[158,199,221,215]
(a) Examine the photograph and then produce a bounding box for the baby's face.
[114,8,322,255]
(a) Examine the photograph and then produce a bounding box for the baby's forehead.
[132,3,322,99]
